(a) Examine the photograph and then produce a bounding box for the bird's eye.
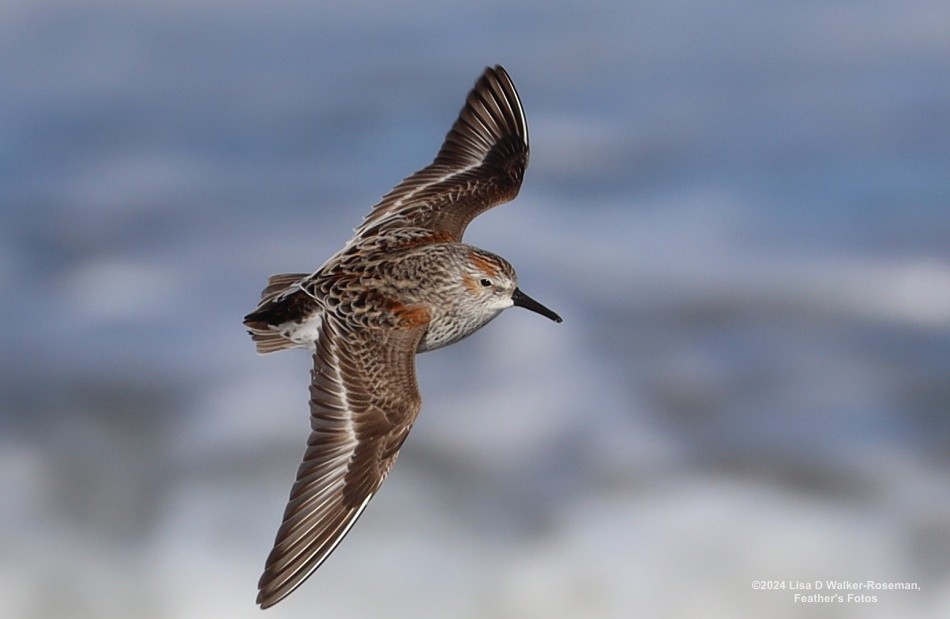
[480,278,492,287]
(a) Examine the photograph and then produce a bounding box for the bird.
[243,65,561,609]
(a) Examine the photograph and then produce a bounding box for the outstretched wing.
[256,316,426,608]
[352,65,529,243]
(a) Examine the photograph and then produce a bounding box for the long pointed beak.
[511,288,562,323]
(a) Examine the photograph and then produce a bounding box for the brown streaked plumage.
[244,65,561,609]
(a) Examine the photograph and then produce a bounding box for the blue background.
[2,1,948,617]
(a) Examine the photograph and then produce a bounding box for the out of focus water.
[2,1,949,617]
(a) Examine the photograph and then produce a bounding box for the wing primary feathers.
[352,65,529,243]
[255,318,426,608]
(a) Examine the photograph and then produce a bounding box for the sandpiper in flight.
[244,65,561,608]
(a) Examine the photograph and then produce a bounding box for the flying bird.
[244,65,561,608]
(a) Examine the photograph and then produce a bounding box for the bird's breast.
[417,307,502,352]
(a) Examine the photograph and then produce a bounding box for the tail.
[244,273,317,354]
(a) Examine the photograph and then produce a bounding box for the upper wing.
[352,65,529,243]
[256,315,426,608]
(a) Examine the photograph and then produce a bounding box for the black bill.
[512,288,562,323]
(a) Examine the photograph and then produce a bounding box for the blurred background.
[2,1,948,617]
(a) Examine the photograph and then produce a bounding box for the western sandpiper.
[244,65,561,608]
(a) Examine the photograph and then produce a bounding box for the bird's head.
[462,249,562,323]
